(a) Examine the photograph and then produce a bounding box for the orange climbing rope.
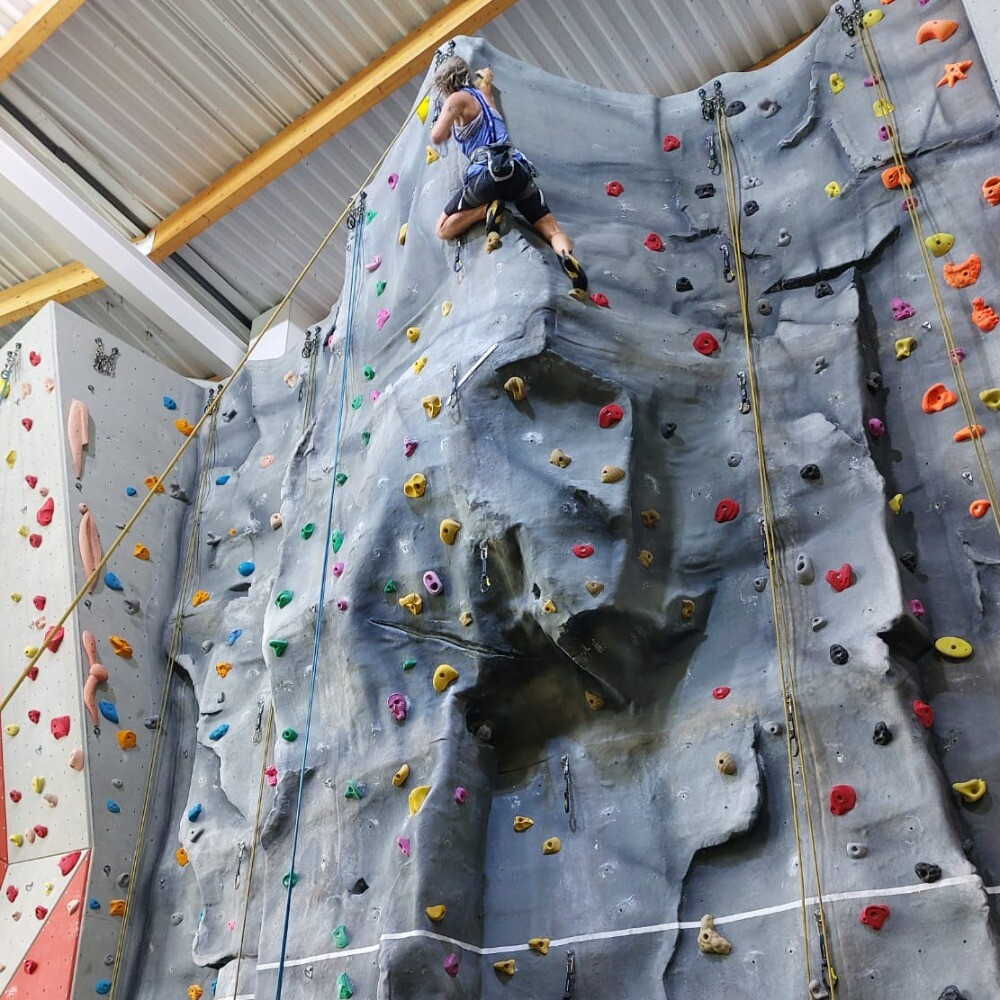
[857,22,1000,539]
[714,106,838,997]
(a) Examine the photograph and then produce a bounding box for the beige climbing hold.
[67,399,90,478]
[425,903,446,922]
[541,837,561,855]
[541,598,557,613]
[528,938,550,956]
[640,509,661,528]
[895,337,917,359]
[392,764,410,788]
[133,543,150,560]
[433,664,459,692]
[69,748,84,770]
[716,751,737,775]
[405,325,420,343]
[504,376,527,402]
[412,356,427,374]
[192,590,210,607]
[398,223,407,246]
[585,690,605,710]
[513,815,534,832]
[697,914,732,955]
[888,493,904,514]
[953,778,987,803]
[426,145,439,165]
[600,465,625,483]
[398,592,423,615]
[680,599,696,621]
[43,794,57,808]
[979,388,1000,411]
[109,636,133,657]
[493,960,516,976]
[458,610,473,626]
[421,394,441,418]
[409,784,431,815]
[441,300,452,317]
[638,549,653,569]
[403,473,427,498]
[549,449,572,468]
[283,371,298,389]
[439,518,461,544]
[585,581,604,596]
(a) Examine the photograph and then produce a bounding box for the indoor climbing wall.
[0,303,200,997]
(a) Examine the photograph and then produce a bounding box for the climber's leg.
[514,181,588,297]
[436,204,488,240]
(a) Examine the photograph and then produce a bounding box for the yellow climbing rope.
[714,107,838,997]
[857,23,1000,538]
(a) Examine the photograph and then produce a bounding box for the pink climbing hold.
[891,297,915,320]
[265,765,278,786]
[371,389,381,403]
[662,134,681,152]
[36,497,55,526]
[26,665,38,681]
[50,716,70,740]
[25,475,37,489]
[35,905,48,920]
[21,418,32,431]
[949,347,966,363]
[712,686,731,700]
[572,543,595,559]
[901,196,917,211]
[58,851,81,875]
[28,709,40,723]
[908,598,926,618]
[605,181,624,197]
[826,564,854,592]
[913,700,934,728]
[878,125,892,142]
[376,308,390,330]
[443,953,460,977]
[714,498,740,523]
[590,292,610,307]
[23,960,38,974]
[397,836,411,857]
[598,404,624,428]
[403,437,418,458]
[332,562,345,577]
[6,886,16,902]
[644,233,664,252]
[454,786,468,805]
[336,598,349,611]
[9,789,21,802]
[33,595,45,610]
[387,693,408,722]
[829,784,857,815]
[29,533,42,548]
[366,256,382,273]
[693,332,719,356]
[388,173,399,189]
[29,351,41,366]
[867,417,885,438]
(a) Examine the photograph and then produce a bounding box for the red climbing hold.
[35,906,48,920]
[25,475,37,489]
[28,709,40,724]
[22,418,32,431]
[913,700,934,728]
[662,134,681,152]
[50,716,70,739]
[29,533,42,548]
[693,332,719,356]
[829,784,857,815]
[28,351,41,367]
[714,498,740,523]
[26,665,38,681]
[9,789,21,802]
[605,181,624,197]
[6,886,17,902]
[598,404,624,428]
[33,596,45,610]
[36,497,54,526]
[712,686,731,700]
[58,851,81,876]
[859,904,890,931]
[590,292,610,307]
[825,564,854,592]
[572,544,595,559]
[44,626,65,653]
[23,960,38,974]
[644,233,664,252]
[33,825,47,838]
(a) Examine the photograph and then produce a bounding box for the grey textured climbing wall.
[6,0,1000,997]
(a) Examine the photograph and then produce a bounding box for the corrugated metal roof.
[0,0,36,38]
[0,0,833,366]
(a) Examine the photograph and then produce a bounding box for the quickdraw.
[737,371,751,414]
[721,241,736,283]
[479,539,491,593]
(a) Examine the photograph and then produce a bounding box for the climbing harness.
[479,539,491,593]
[737,371,751,414]
[562,950,576,1000]
[93,337,120,377]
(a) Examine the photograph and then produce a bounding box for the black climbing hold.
[124,600,140,615]
[915,861,942,884]
[865,372,883,393]
[349,878,369,895]
[676,277,693,292]
[800,464,822,481]
[229,581,252,593]
[939,989,965,1000]
[725,100,746,117]
[900,551,918,572]
[757,300,772,316]
[744,201,759,217]
[695,184,716,199]
[660,421,677,439]
[829,644,849,665]
[873,721,893,746]
[815,282,834,298]
[206,533,222,547]
[961,838,975,860]
[221,409,237,423]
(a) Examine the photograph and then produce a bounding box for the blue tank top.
[452,87,514,178]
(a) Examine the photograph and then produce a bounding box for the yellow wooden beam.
[0,0,87,81]
[0,261,103,325]
[747,30,812,72]
[147,0,520,260]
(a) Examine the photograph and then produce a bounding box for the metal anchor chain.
[835,0,864,36]
[699,79,726,122]
[1,341,21,383]
[93,338,119,377]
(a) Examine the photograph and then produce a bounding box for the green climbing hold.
[360,431,371,447]
[332,924,350,948]
[351,395,362,410]
[402,657,417,671]
[337,972,353,999]
[282,870,299,888]
[365,208,377,224]
[275,590,293,608]
[300,523,315,540]
[363,365,376,381]
[269,639,289,657]
[331,530,344,553]
[281,727,298,742]
[384,579,397,594]
[335,472,348,486]
[375,280,386,296]
[345,780,364,800]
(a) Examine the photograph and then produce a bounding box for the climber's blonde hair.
[434,56,472,96]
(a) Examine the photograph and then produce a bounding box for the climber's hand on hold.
[475,67,494,91]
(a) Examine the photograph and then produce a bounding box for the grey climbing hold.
[808,979,831,999]
[777,228,792,247]
[873,721,893,746]
[915,861,942,883]
[124,600,140,615]
[144,716,159,730]
[660,422,677,439]
[170,912,183,926]
[865,372,883,393]
[206,533,222,547]
[811,616,827,631]
[201,640,214,653]
[763,720,783,736]
[229,581,252,593]
[813,356,827,374]
[829,644,849,665]
[741,176,761,190]
[757,300,772,316]
[794,553,814,584]
[349,878,369,895]
[846,842,868,859]
[725,100,746,117]
[757,97,780,118]
[900,551,917,573]
[939,988,966,1000]
[753,577,767,592]
[727,452,742,467]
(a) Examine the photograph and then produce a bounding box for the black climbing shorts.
[443,159,549,225]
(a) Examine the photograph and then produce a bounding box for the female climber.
[430,55,588,299]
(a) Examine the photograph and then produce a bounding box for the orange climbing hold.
[970,499,991,519]
[921,383,958,413]
[174,419,195,436]
[108,636,133,657]
[116,730,137,750]
[881,166,911,190]
[108,899,126,916]
[971,297,999,332]
[983,176,1000,207]
[942,254,981,289]
[954,424,986,442]
[937,61,973,88]
[916,19,958,44]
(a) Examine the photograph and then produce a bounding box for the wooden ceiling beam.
[0,0,86,81]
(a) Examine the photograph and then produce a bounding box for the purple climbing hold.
[908,598,926,618]
[333,562,344,577]
[397,836,411,857]
[387,693,408,722]
[422,571,443,595]
[950,347,966,363]
[878,125,892,142]
[403,437,418,458]
[891,297,915,321]
[336,598,349,611]
[443,953,460,978]
[376,309,390,330]
[867,418,886,438]
[454,786,468,805]
[388,173,399,189]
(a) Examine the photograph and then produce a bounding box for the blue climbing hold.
[208,723,229,741]
[88,898,101,910]
[107,800,120,813]
[98,701,119,724]
[162,397,177,410]
[96,980,112,995]
[125,487,137,497]
[188,803,202,822]
[105,573,124,591]
[237,561,255,577]
[226,629,242,646]
[216,474,230,486]
[210,981,218,996]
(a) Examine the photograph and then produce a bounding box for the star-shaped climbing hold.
[937,61,973,88]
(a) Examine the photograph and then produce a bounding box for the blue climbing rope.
[272,193,367,999]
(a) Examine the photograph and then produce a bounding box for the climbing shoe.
[560,251,588,300]
[484,199,504,253]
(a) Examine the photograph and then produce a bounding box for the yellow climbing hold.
[638,549,654,569]
[425,903,446,922]
[406,326,420,343]
[133,543,150,560]
[176,848,189,867]
[528,938,550,956]
[829,73,845,94]
[824,181,842,198]
[680,598,696,621]
[953,778,987,803]
[392,764,410,788]
[513,815,534,832]
[441,301,452,317]
[409,784,431,815]
[895,337,916,359]
[187,988,204,1000]
[433,664,459,692]
[873,98,894,118]
[541,598,557,613]
[585,690,605,711]
[493,960,517,976]
[109,899,126,916]
[861,8,883,27]
[4,450,15,468]
[935,636,973,660]
[398,223,407,246]
[17,524,28,537]
[109,636,133,657]
[925,232,955,257]
[174,418,195,436]
[541,837,562,855]
[9,833,23,847]
[586,581,605,596]
[144,475,165,493]
[5,723,19,736]
[215,662,232,678]
[979,388,1000,411]
[192,590,210,607]
[415,94,430,123]
[421,394,441,419]
[600,465,625,483]
[31,776,44,793]
[888,493,904,514]
[9,592,20,603]
[403,473,427,498]
[23,645,39,659]
[504,376,527,402]
[426,145,439,165]
[439,518,461,545]
[398,592,423,615]
[412,356,427,374]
